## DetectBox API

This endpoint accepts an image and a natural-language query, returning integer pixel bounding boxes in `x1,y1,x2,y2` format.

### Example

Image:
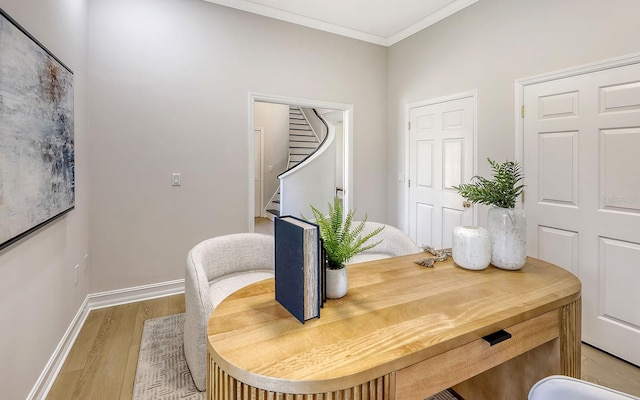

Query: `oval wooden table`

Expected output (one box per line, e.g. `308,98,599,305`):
207,255,581,400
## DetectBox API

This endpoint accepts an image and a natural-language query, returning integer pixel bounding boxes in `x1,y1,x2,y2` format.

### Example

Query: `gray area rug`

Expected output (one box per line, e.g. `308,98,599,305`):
133,313,456,400
133,313,204,400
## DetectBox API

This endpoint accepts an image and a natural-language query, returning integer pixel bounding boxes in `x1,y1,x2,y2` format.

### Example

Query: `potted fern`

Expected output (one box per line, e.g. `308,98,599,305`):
453,158,526,270
308,197,383,298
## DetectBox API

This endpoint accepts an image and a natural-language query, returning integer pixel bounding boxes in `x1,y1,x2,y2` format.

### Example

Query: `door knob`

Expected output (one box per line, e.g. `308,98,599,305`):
463,200,471,208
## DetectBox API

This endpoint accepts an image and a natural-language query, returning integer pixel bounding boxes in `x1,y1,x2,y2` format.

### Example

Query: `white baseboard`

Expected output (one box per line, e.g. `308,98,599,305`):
87,278,185,309
26,296,90,400
28,279,185,400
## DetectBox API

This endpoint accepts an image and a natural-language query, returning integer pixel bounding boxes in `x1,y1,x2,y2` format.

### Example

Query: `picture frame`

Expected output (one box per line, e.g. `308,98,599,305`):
0,7,75,250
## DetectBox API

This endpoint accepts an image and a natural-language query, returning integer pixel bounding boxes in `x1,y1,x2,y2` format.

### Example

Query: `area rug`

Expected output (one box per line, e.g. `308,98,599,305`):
133,313,204,400
133,313,457,400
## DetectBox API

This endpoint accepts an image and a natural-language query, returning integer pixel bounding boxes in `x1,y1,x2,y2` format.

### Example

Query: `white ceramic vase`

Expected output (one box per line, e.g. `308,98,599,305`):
326,267,348,299
452,226,492,270
487,207,527,270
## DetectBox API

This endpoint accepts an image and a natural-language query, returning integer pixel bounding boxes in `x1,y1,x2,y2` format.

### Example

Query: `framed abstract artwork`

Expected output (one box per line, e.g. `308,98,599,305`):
0,8,74,250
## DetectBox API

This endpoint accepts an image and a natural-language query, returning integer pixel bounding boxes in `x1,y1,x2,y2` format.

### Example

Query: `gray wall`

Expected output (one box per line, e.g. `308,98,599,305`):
87,0,388,293
387,0,640,229
0,0,89,398
7,0,640,396
254,102,289,209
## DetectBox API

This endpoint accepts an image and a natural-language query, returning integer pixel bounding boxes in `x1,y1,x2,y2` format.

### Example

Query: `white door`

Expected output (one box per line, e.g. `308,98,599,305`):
254,129,263,218
408,95,475,249
523,62,640,366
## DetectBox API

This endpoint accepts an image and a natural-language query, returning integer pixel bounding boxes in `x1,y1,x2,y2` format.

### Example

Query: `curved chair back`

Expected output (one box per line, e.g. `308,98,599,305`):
184,233,274,391
188,232,274,283
529,375,640,400
349,221,421,263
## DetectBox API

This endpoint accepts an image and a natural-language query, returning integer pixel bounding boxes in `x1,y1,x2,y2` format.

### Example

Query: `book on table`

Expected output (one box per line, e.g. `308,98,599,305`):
274,215,326,323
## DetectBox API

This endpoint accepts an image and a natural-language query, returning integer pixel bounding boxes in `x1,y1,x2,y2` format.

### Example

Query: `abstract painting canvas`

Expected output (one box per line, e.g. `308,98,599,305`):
0,8,74,250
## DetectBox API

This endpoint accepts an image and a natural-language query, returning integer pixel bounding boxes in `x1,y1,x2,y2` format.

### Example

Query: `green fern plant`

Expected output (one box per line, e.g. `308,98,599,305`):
453,158,525,209
307,197,384,270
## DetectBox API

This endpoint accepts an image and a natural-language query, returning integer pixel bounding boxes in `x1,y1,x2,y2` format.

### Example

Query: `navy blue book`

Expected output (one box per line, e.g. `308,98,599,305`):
275,216,324,323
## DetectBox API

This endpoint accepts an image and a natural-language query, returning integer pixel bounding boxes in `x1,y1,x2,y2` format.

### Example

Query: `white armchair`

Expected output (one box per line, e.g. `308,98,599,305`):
529,375,640,400
184,233,274,391
348,221,421,264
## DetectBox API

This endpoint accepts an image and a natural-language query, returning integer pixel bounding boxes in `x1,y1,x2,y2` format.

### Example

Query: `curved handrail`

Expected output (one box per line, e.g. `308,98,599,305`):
278,111,333,180
278,108,329,178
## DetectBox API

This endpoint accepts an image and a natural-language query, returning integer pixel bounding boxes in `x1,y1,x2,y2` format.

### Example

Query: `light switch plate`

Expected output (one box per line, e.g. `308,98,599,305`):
171,173,181,186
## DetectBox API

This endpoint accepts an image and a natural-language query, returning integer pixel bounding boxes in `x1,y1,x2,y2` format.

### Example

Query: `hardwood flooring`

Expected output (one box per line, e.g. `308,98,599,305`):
46,294,640,399
254,217,274,235
581,343,640,396
46,294,185,400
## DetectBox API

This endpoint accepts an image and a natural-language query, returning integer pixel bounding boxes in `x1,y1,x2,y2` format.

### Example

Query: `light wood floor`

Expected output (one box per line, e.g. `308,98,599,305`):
46,294,640,399
254,217,274,235
47,294,185,400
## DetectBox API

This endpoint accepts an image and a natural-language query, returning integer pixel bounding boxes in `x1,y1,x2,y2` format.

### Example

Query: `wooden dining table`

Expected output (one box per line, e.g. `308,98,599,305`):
206,254,581,400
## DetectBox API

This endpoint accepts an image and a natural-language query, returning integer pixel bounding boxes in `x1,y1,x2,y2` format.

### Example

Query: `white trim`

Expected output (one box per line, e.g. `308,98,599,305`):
87,279,185,309
404,90,479,233
26,297,90,400
28,279,185,399
514,51,640,167
254,127,265,218
202,0,478,47
386,0,479,46
248,93,354,228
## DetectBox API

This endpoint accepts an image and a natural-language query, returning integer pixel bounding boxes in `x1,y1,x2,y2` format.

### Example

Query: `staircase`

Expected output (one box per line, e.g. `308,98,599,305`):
266,106,322,217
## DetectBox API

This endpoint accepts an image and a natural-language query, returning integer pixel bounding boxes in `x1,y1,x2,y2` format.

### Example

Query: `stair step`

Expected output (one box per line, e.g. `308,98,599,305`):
291,153,313,159
289,135,316,141
291,147,315,153
289,131,316,138
267,209,280,217
272,200,280,204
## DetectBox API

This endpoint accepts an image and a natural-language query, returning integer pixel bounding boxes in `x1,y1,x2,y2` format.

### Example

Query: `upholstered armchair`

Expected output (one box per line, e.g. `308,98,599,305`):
184,233,275,391
348,221,421,264
529,375,640,400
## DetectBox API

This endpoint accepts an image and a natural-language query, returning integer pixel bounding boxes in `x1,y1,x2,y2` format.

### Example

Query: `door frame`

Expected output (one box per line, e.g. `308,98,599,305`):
515,51,640,166
254,127,264,217
404,90,478,234
248,92,354,232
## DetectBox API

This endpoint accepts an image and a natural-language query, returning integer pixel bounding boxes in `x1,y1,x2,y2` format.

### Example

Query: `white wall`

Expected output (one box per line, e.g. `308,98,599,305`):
387,0,640,229
87,0,388,293
0,0,89,398
254,102,289,209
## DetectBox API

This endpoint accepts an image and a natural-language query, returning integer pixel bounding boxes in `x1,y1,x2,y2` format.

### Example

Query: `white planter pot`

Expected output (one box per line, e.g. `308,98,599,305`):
326,267,348,299
487,207,527,270
452,226,492,270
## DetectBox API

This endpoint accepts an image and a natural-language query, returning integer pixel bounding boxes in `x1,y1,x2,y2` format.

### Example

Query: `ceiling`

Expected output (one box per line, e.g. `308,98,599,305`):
203,0,479,46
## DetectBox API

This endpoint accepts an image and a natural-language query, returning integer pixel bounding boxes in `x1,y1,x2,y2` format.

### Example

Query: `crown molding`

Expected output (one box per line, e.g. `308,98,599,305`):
203,0,479,47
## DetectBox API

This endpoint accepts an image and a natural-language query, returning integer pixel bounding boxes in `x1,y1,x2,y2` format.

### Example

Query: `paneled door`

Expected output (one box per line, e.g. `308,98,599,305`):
408,95,475,249
523,62,640,366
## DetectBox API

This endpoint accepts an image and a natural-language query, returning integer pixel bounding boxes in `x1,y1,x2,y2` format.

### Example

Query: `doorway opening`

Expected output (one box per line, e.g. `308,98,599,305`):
248,93,353,233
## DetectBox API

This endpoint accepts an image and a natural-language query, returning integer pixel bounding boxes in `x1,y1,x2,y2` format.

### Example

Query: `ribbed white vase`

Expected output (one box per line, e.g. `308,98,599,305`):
326,267,348,299
452,226,492,270
487,207,527,270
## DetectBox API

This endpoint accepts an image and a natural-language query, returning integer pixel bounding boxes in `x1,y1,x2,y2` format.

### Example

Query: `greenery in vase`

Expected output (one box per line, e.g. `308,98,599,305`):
307,197,384,270
453,158,525,209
